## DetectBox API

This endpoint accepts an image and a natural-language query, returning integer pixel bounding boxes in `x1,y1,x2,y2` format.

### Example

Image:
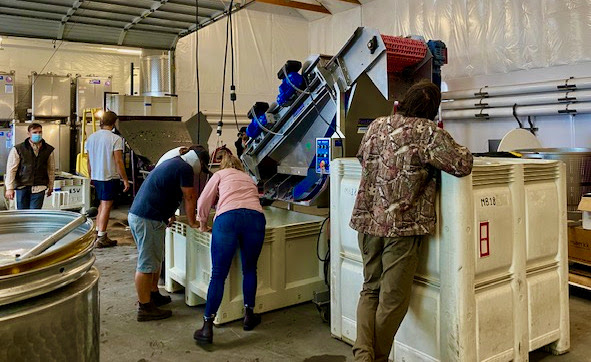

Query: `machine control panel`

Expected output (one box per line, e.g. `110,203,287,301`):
316,137,331,174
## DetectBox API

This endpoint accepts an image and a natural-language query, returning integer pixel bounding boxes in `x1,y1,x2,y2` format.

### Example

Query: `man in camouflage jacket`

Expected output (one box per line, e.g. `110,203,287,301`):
350,80,473,362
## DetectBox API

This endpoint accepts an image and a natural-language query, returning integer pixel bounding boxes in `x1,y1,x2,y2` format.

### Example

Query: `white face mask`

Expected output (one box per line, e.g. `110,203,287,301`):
180,150,201,174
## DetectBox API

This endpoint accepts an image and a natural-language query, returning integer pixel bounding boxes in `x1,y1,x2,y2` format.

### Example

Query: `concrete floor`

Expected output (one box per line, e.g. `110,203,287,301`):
96,209,591,362
95,246,352,362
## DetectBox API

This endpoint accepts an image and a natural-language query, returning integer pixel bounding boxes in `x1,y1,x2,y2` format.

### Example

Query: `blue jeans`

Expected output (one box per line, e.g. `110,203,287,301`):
204,209,266,317
15,187,45,209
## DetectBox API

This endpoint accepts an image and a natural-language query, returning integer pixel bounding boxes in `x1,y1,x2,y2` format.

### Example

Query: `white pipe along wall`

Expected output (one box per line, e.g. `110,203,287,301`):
442,76,591,119
442,90,591,110
443,77,591,100
443,63,591,152
443,103,591,120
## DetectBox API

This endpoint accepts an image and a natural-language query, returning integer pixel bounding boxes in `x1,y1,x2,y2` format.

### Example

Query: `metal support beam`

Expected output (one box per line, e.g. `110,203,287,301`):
255,0,330,14
0,2,65,16
164,0,226,12
180,0,253,36
118,0,172,46
58,0,82,40
333,0,360,4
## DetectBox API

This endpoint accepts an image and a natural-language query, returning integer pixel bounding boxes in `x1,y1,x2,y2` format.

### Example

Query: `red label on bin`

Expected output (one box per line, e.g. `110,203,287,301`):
479,221,490,258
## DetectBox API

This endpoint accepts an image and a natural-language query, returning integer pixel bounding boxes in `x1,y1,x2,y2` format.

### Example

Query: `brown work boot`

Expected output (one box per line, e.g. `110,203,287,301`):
243,306,261,331
137,301,172,322
193,316,214,344
151,291,172,307
95,234,117,248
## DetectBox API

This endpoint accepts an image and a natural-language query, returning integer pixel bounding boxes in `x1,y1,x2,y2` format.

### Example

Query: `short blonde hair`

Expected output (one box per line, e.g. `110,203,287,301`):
220,151,244,171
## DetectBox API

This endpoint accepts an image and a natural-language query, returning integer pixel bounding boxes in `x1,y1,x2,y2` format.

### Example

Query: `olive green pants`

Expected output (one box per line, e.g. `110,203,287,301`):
353,233,422,362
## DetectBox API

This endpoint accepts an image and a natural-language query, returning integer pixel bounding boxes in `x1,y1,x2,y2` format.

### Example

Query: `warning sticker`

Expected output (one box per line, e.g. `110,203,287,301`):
479,221,490,258
5,84,13,94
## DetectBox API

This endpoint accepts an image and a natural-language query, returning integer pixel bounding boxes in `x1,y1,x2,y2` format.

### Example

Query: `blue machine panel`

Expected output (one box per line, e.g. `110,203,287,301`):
316,137,331,174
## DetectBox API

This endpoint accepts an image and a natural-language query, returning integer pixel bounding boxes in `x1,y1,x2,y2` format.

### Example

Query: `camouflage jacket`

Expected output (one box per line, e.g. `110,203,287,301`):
350,114,473,237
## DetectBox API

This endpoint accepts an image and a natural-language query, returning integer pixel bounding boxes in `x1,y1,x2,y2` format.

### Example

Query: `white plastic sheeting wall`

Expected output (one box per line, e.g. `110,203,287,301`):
0,37,140,121
310,0,591,79
309,0,591,152
175,8,310,152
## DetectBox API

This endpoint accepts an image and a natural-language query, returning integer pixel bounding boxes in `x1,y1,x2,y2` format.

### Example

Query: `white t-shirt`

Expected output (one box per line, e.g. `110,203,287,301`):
156,147,202,174
85,129,124,181
156,147,183,167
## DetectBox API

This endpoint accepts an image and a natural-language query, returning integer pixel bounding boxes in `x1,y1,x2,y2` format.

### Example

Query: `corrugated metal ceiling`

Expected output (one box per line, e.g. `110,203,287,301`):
0,0,248,50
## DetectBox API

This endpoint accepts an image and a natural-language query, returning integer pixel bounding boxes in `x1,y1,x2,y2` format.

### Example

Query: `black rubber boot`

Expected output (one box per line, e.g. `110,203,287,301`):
151,291,172,307
193,316,214,344
243,306,261,331
137,301,172,322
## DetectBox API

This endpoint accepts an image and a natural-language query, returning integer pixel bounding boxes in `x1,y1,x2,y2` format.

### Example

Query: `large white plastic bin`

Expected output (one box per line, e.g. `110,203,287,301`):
164,222,189,293
483,157,570,353
5,172,90,212
330,157,569,362
165,206,328,325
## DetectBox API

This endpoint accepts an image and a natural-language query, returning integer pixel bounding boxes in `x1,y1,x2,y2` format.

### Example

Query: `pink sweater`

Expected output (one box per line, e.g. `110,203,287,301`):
197,168,263,223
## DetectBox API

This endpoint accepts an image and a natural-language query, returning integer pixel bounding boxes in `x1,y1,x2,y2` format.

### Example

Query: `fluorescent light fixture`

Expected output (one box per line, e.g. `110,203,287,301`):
99,47,142,55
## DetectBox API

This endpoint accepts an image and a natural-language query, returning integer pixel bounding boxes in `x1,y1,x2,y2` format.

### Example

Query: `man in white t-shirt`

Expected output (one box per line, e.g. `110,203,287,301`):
86,111,130,248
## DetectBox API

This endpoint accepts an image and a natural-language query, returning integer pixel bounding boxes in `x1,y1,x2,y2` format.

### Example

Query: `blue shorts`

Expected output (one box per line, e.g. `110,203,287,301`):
93,180,118,201
128,213,166,273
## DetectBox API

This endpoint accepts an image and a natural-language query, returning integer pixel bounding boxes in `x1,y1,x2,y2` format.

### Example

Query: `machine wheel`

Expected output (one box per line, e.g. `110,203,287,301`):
317,304,330,323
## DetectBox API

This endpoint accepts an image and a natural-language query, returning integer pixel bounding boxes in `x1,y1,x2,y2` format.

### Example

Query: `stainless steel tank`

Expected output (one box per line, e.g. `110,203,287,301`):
140,53,173,96
30,73,72,120
0,268,99,361
0,210,98,361
0,71,16,121
518,148,591,212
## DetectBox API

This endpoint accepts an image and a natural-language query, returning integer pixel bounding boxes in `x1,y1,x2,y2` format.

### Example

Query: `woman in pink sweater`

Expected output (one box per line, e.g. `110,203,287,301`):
193,151,266,344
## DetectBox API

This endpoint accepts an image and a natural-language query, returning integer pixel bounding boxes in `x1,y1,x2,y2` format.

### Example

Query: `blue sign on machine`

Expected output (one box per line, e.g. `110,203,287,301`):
315,138,331,174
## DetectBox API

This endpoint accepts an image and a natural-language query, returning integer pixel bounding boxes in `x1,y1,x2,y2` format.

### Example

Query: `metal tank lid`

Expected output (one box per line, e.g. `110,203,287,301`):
0,210,94,276
517,148,591,155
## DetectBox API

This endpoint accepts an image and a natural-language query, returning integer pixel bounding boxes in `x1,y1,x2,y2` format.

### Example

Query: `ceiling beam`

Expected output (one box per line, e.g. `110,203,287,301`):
118,0,172,45
68,12,186,30
332,0,360,4
0,10,58,23
255,0,330,14
179,0,253,37
58,0,82,40
16,0,69,6
0,11,178,37
79,3,143,17
165,0,226,12
7,0,70,11
0,2,65,15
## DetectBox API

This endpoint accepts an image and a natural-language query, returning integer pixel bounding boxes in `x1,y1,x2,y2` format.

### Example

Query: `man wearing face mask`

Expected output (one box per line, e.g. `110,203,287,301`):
128,148,201,321
85,110,130,248
4,123,55,209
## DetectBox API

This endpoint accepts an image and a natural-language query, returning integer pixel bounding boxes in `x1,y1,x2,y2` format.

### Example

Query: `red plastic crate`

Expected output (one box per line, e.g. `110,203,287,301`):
381,35,427,73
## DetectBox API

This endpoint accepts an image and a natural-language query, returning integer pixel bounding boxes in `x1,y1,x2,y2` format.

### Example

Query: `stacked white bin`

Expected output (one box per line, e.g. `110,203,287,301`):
5,172,91,212
330,157,569,361
165,206,328,325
